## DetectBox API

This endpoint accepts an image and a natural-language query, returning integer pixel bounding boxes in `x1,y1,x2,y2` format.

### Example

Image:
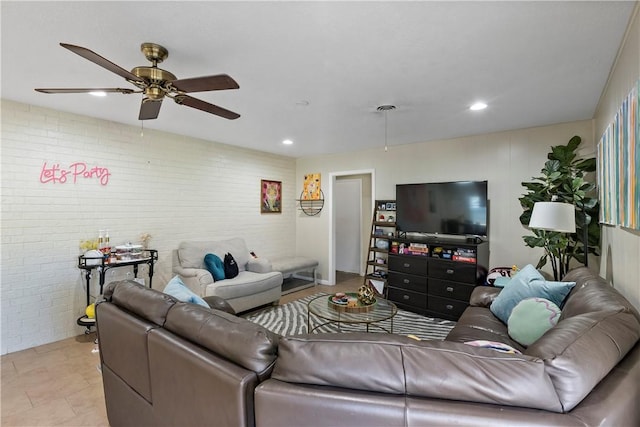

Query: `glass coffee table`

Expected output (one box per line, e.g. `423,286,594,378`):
307,294,398,334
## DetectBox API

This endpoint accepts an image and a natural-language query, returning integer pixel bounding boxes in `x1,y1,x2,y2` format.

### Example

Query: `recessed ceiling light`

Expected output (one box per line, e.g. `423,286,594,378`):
470,102,488,111
89,91,107,97
282,139,293,145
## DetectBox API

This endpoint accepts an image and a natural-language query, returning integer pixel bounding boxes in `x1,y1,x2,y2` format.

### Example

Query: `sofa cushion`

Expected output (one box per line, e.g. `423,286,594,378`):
560,267,640,322
163,276,209,308
103,279,176,326
525,310,640,411
204,253,226,281
508,297,561,346
445,306,525,353
205,271,282,300
273,333,562,412
164,302,278,380
178,238,249,272
490,264,575,324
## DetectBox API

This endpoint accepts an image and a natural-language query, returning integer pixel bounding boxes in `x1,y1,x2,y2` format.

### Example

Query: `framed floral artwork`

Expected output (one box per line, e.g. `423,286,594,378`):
261,179,282,213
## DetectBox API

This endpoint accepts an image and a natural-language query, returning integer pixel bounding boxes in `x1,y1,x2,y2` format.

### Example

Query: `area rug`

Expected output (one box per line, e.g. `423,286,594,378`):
244,293,456,340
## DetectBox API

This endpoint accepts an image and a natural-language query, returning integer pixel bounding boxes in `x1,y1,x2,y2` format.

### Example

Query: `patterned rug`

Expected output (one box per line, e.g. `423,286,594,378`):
244,293,456,340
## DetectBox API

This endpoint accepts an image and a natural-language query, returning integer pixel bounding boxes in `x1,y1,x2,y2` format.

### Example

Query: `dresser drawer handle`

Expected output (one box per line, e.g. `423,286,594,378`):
446,304,454,310
446,286,454,292
403,263,411,268
403,295,410,300
403,279,410,284
446,269,454,275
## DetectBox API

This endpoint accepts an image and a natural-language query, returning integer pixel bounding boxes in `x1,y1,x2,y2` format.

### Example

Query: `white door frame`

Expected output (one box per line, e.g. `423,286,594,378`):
328,169,375,285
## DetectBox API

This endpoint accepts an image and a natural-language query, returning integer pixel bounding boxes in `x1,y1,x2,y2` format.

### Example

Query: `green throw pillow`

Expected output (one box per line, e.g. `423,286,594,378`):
204,253,226,281
508,297,561,346
489,264,575,324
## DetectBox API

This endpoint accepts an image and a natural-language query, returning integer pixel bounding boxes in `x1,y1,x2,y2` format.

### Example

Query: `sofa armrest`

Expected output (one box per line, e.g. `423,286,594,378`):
203,296,236,315
469,286,501,307
173,267,213,296
247,258,273,274
172,264,199,278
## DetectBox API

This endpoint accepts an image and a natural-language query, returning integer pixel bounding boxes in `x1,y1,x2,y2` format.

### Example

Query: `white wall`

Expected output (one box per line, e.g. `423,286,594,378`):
296,120,595,284
1,100,296,354
593,3,640,310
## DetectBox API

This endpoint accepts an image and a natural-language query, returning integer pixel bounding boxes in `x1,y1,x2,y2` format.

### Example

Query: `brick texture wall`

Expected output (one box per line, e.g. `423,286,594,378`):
1,100,296,354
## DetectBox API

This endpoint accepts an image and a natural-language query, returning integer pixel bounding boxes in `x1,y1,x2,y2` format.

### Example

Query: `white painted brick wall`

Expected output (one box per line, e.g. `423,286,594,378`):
1,100,296,354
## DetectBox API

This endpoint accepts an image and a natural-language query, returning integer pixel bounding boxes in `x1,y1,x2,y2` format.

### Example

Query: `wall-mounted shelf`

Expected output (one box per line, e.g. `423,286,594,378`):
297,190,324,216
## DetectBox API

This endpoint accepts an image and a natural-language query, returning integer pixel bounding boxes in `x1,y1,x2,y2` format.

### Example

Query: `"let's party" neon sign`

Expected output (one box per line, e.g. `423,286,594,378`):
40,162,111,186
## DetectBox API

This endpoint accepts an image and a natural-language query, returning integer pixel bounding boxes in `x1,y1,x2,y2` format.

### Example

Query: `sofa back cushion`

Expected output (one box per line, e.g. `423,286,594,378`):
178,238,249,272
164,302,278,380
103,279,176,326
524,267,640,411
560,267,640,321
526,310,639,411
273,333,563,412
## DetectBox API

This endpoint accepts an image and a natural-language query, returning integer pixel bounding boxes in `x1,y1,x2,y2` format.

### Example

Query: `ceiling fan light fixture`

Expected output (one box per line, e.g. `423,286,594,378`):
89,91,107,97
282,139,294,145
470,102,488,111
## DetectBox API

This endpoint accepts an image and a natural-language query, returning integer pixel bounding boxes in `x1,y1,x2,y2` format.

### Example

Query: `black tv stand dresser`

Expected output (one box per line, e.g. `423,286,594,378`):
386,236,489,321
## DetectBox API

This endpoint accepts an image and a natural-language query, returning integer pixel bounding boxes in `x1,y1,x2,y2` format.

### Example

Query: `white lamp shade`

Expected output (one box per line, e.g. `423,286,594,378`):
529,202,576,233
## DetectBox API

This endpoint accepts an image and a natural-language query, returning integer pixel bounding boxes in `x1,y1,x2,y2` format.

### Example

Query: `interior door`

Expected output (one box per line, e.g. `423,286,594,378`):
335,179,361,274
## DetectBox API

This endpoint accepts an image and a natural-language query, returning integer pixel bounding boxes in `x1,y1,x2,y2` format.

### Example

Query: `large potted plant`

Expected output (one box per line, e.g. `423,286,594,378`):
519,136,600,280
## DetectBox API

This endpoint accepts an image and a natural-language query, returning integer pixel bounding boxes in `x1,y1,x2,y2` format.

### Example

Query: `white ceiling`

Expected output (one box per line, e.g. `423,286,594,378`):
1,1,635,158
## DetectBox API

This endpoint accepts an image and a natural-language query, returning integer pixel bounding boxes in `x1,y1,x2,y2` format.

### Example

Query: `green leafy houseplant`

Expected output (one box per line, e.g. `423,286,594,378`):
519,136,600,280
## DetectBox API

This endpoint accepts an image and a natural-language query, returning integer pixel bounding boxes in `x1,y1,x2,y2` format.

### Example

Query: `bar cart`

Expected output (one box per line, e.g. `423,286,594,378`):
76,249,158,333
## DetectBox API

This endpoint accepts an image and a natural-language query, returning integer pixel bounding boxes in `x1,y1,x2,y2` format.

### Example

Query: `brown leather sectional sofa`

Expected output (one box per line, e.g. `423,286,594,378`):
96,267,639,426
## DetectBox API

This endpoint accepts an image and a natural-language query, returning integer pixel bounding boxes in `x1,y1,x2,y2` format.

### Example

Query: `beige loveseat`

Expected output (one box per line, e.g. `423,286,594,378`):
172,238,282,313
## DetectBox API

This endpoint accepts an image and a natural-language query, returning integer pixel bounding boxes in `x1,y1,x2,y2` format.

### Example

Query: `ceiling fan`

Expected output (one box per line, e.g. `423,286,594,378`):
35,42,240,120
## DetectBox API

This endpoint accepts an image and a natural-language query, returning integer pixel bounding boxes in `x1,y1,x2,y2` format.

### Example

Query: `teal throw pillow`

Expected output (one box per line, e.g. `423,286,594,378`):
163,275,209,308
493,276,511,288
508,297,561,346
489,264,575,324
204,253,226,281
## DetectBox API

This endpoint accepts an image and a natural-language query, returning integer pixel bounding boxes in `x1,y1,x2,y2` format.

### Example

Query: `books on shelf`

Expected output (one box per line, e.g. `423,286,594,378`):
391,242,478,263
452,255,477,263
453,248,476,263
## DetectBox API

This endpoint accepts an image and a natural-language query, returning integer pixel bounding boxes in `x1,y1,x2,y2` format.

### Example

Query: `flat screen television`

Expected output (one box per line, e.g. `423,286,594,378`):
395,181,488,237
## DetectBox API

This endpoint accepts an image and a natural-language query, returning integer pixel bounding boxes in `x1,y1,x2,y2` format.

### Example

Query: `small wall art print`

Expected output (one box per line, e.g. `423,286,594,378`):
302,173,321,200
261,179,282,213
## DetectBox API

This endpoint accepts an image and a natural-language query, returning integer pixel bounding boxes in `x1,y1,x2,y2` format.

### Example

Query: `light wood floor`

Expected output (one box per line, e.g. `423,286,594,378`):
0,273,362,426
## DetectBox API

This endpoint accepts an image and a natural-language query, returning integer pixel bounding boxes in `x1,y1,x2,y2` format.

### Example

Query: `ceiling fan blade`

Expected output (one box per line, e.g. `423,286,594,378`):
35,88,134,94
171,74,239,93
139,98,163,120
60,43,145,83
174,95,240,120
